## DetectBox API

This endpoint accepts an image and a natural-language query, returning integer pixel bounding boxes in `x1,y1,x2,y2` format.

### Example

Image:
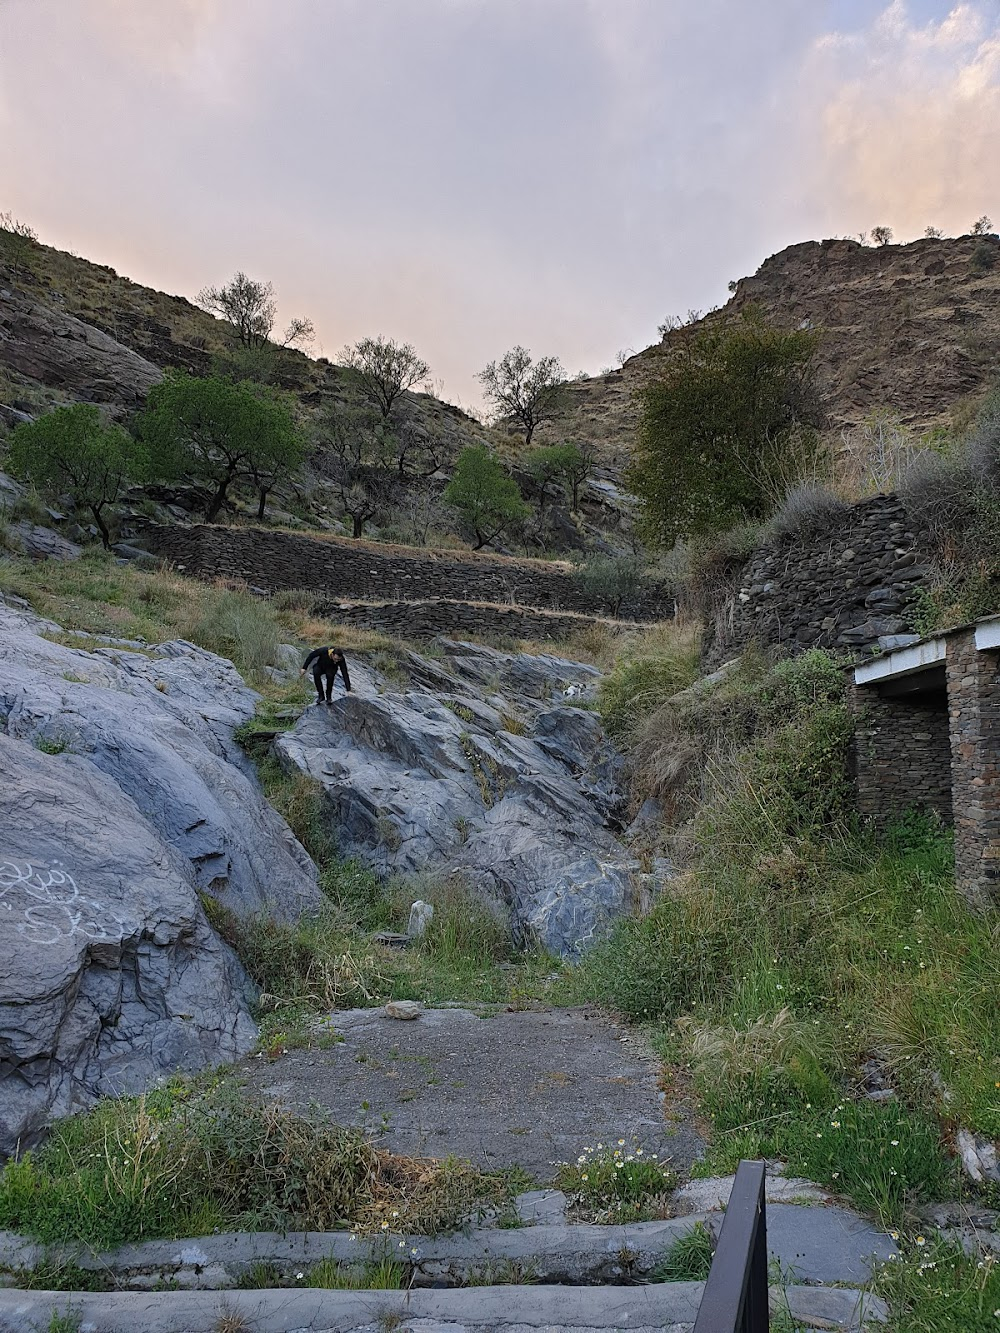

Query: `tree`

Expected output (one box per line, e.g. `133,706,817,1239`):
571,554,645,617
444,446,529,550
924,226,944,238
478,346,567,446
523,442,594,512
628,307,823,546
137,373,303,522
341,336,430,421
320,403,394,538
871,225,893,246
971,215,995,236
6,404,147,548
197,272,314,350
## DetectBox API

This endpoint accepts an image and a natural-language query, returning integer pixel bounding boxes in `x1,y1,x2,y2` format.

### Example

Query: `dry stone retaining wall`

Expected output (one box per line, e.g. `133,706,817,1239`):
705,495,935,665
143,525,672,622
321,599,651,642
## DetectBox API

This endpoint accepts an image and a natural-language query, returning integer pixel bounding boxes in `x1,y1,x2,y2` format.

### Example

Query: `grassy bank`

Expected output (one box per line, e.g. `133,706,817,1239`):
567,640,1000,1227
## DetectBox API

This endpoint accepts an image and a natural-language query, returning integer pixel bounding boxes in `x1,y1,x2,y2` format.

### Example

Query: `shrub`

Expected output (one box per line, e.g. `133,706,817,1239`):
766,481,848,543
0,1082,508,1247
970,241,997,274
571,554,647,617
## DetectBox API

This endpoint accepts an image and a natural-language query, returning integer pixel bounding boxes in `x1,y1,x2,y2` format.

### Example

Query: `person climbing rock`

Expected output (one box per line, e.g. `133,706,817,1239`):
300,645,352,705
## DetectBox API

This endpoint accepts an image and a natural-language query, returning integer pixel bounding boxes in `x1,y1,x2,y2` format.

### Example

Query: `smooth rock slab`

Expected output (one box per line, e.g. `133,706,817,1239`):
766,1202,897,1285
242,1006,704,1182
275,640,657,956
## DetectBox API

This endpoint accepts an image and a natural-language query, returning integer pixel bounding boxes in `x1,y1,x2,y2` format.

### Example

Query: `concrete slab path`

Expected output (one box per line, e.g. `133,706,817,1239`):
242,1006,704,1182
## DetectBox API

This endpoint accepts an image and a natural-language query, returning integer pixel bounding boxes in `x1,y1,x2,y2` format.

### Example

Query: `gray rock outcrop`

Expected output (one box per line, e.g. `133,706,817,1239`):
0,596,321,1154
277,639,660,955
0,286,163,406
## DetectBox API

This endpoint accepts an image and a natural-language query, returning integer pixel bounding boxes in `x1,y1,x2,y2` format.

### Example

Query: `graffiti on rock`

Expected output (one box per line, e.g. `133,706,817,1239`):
0,860,127,945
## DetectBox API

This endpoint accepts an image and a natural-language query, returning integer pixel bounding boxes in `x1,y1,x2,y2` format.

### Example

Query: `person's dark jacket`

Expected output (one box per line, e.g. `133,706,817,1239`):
302,646,352,691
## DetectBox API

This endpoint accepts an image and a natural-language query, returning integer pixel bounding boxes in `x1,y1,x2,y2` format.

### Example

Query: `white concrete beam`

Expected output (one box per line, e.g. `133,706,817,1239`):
974,619,1000,651
854,638,946,686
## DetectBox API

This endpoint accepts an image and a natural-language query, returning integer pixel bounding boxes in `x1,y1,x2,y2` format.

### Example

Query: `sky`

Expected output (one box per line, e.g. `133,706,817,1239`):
1,0,999,410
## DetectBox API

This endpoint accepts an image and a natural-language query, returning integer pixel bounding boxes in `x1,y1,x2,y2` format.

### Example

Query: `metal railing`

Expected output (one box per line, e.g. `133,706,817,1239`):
692,1159,769,1333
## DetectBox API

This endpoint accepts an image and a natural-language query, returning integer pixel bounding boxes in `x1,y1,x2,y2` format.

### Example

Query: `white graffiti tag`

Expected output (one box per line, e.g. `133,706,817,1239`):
0,861,127,945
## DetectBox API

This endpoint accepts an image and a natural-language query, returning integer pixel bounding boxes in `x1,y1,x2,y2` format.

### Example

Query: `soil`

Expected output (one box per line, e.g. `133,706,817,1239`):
242,1005,704,1184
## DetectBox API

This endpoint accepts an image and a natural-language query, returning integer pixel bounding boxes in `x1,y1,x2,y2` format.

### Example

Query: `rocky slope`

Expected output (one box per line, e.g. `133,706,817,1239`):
0,595,320,1154
537,233,1000,458
276,639,665,955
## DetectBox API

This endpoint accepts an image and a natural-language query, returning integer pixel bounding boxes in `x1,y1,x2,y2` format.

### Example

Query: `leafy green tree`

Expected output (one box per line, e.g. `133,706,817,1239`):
628,307,822,546
478,347,566,446
6,404,147,548
342,336,430,421
524,441,594,512
444,446,529,550
137,373,303,523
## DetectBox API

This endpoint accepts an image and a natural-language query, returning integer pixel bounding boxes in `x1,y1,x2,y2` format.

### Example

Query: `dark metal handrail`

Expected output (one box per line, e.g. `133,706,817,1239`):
692,1159,769,1333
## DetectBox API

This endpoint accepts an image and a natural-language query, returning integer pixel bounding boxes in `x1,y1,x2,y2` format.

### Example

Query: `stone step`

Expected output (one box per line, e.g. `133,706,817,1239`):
0,1281,889,1332
0,1202,897,1293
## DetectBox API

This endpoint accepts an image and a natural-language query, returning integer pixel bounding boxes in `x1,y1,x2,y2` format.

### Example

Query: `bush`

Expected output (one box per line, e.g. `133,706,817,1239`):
766,481,848,543
0,1081,508,1247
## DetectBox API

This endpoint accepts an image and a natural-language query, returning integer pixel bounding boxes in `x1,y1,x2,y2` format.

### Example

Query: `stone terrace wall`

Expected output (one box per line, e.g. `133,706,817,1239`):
850,688,952,826
143,525,673,621
320,598,650,643
705,495,935,666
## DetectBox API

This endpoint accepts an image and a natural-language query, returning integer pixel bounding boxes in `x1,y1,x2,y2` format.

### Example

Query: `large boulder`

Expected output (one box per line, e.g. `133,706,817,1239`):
0,739,257,1155
277,640,660,955
0,596,322,1154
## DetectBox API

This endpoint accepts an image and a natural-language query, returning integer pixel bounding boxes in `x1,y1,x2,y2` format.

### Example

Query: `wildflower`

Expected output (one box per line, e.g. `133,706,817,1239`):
635,1148,643,1156
381,1221,390,1231
889,1231,899,1241
296,1272,304,1280
816,1132,823,1138
398,1242,406,1249
916,1236,926,1246
581,1173,589,1181
411,1248,418,1257
618,1139,625,1146
831,1121,841,1129
890,1140,899,1147
832,1172,840,1179
391,1210,400,1219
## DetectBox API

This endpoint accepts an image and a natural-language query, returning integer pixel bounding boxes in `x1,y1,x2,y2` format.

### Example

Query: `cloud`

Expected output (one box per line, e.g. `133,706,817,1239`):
801,2,1000,237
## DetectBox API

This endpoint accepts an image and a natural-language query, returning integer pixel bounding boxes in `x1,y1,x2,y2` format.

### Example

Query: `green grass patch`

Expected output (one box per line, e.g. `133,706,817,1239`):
875,1236,1000,1332
555,1140,675,1224
649,1221,714,1282
0,1079,512,1249
567,647,1000,1222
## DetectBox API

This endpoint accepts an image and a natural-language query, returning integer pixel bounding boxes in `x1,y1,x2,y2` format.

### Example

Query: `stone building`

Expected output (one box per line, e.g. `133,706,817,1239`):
849,617,1000,908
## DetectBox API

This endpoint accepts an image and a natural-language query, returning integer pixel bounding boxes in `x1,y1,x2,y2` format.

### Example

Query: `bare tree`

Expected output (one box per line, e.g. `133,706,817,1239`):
0,211,38,277
197,272,314,350
342,336,430,420
477,346,567,447
971,215,995,236
871,225,893,246
321,404,393,538
924,225,944,238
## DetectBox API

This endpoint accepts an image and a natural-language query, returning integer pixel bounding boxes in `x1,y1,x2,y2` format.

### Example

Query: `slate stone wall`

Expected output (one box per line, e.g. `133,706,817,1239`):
850,687,952,826
945,633,1000,909
143,525,672,622
320,599,627,642
705,495,935,666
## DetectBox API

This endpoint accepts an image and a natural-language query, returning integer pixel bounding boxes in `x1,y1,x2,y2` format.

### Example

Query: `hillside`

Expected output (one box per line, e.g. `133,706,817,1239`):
537,233,1000,457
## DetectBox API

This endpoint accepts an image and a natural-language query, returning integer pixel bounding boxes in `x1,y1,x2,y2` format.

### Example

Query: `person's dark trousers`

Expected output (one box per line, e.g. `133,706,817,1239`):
314,666,337,702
